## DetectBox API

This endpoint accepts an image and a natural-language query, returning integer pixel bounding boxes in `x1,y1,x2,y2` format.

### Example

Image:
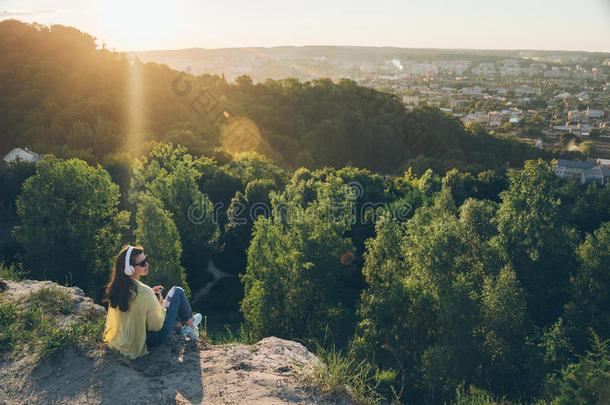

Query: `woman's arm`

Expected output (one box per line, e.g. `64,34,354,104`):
145,289,166,332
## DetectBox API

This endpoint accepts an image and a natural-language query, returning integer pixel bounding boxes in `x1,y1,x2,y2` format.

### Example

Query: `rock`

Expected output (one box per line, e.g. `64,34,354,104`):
1,279,106,316
0,280,354,404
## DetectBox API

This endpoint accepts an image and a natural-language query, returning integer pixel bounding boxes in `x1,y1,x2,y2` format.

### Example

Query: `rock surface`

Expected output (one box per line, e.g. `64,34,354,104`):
0,280,353,405
2,279,106,313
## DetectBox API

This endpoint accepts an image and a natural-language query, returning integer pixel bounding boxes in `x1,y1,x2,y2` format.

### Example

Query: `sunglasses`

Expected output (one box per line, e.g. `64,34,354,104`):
134,257,148,267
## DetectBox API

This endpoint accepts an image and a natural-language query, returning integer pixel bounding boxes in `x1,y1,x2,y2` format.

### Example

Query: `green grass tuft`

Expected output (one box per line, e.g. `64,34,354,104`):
28,287,74,315
38,311,105,359
0,287,105,360
0,262,24,282
303,340,391,405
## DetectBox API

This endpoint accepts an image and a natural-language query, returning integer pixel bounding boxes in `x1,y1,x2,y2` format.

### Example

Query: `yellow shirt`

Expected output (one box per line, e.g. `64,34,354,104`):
103,278,166,359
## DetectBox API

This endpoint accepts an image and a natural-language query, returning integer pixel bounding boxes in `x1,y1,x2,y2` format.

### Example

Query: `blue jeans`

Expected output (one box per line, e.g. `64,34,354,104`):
146,286,193,347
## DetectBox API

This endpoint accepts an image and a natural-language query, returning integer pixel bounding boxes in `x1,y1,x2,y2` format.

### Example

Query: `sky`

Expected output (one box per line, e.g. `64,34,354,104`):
1,0,609,52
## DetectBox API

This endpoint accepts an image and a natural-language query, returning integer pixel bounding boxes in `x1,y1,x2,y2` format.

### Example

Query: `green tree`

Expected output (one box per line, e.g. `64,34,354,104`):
579,141,596,158
132,143,219,289
547,334,610,405
134,193,190,297
442,168,476,207
477,266,530,395
416,169,442,199
14,156,128,300
494,159,579,326
222,178,279,274
560,222,610,354
241,177,358,344
465,121,486,136
588,128,600,140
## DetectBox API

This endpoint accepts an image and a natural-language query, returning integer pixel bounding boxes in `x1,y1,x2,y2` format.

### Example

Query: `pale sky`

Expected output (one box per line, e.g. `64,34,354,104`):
1,0,609,52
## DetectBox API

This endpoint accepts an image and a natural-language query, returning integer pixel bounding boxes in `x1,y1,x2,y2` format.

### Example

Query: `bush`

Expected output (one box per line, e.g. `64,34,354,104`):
0,262,24,281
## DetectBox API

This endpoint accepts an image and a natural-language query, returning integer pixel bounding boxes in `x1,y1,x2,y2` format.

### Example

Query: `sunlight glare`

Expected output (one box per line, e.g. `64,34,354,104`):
96,0,182,50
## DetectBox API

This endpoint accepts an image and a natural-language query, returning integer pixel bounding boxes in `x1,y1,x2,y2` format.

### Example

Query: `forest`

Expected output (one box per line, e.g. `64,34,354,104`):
1,20,609,404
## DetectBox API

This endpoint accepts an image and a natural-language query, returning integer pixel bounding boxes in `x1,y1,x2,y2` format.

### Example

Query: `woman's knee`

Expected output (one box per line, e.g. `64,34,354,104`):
167,286,185,298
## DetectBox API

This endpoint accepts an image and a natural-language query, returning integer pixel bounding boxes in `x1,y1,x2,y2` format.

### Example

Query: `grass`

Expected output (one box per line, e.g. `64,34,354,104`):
0,286,105,360
28,286,74,315
206,322,251,345
0,262,24,282
302,338,396,405
39,310,105,359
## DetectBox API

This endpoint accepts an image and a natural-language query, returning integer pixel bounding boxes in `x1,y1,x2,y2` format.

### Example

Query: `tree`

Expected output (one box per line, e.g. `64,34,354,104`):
494,159,579,326
588,128,601,140
465,122,486,136
561,222,610,353
241,177,358,344
416,169,442,199
132,143,219,290
222,178,279,274
546,334,610,405
14,156,128,300
135,192,190,297
478,266,529,395
579,141,596,158
442,168,476,207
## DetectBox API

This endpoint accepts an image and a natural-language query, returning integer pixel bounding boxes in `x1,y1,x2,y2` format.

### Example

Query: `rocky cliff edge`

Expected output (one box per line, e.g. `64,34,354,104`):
0,279,354,405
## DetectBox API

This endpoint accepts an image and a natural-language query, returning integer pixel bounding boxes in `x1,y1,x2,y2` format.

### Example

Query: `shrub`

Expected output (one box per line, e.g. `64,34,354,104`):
0,262,24,281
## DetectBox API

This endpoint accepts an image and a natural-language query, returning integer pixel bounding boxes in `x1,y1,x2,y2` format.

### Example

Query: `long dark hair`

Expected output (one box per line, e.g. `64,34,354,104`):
105,246,143,312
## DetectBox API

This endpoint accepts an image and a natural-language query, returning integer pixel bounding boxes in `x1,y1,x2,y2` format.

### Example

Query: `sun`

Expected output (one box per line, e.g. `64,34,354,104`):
95,0,182,50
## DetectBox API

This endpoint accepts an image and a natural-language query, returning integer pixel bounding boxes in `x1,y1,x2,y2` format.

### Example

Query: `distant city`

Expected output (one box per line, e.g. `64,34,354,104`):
132,46,610,157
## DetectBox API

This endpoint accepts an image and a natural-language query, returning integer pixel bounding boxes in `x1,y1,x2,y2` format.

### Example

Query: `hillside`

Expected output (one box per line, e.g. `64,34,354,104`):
0,19,578,175
0,279,352,405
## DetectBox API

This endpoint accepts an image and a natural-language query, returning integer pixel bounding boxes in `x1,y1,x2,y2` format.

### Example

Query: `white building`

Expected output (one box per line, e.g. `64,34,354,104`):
462,112,488,125
596,158,610,167
3,148,42,165
488,111,503,127
587,109,604,120
402,95,419,106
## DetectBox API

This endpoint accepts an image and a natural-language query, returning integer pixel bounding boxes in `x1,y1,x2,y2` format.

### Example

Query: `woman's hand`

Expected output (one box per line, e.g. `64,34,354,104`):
152,285,164,304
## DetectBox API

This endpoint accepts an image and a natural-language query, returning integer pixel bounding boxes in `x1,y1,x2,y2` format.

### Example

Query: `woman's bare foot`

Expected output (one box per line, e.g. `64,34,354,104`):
185,317,194,328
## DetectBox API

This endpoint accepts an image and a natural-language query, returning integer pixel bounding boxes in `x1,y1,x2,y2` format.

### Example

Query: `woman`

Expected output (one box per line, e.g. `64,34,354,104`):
103,245,201,359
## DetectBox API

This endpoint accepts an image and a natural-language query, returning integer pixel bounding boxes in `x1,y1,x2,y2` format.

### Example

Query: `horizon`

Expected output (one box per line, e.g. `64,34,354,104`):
129,44,610,55
2,0,610,53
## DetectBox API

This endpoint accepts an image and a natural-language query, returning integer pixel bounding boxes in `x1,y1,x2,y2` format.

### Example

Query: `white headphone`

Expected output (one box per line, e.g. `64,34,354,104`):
124,246,135,276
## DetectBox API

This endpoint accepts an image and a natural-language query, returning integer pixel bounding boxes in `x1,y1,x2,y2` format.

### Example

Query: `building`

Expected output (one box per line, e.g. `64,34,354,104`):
462,112,488,125
581,165,610,185
554,92,572,99
554,159,610,185
587,108,604,120
402,95,419,106
596,158,610,167
554,159,596,181
568,110,587,123
488,111,503,127
2,147,42,165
